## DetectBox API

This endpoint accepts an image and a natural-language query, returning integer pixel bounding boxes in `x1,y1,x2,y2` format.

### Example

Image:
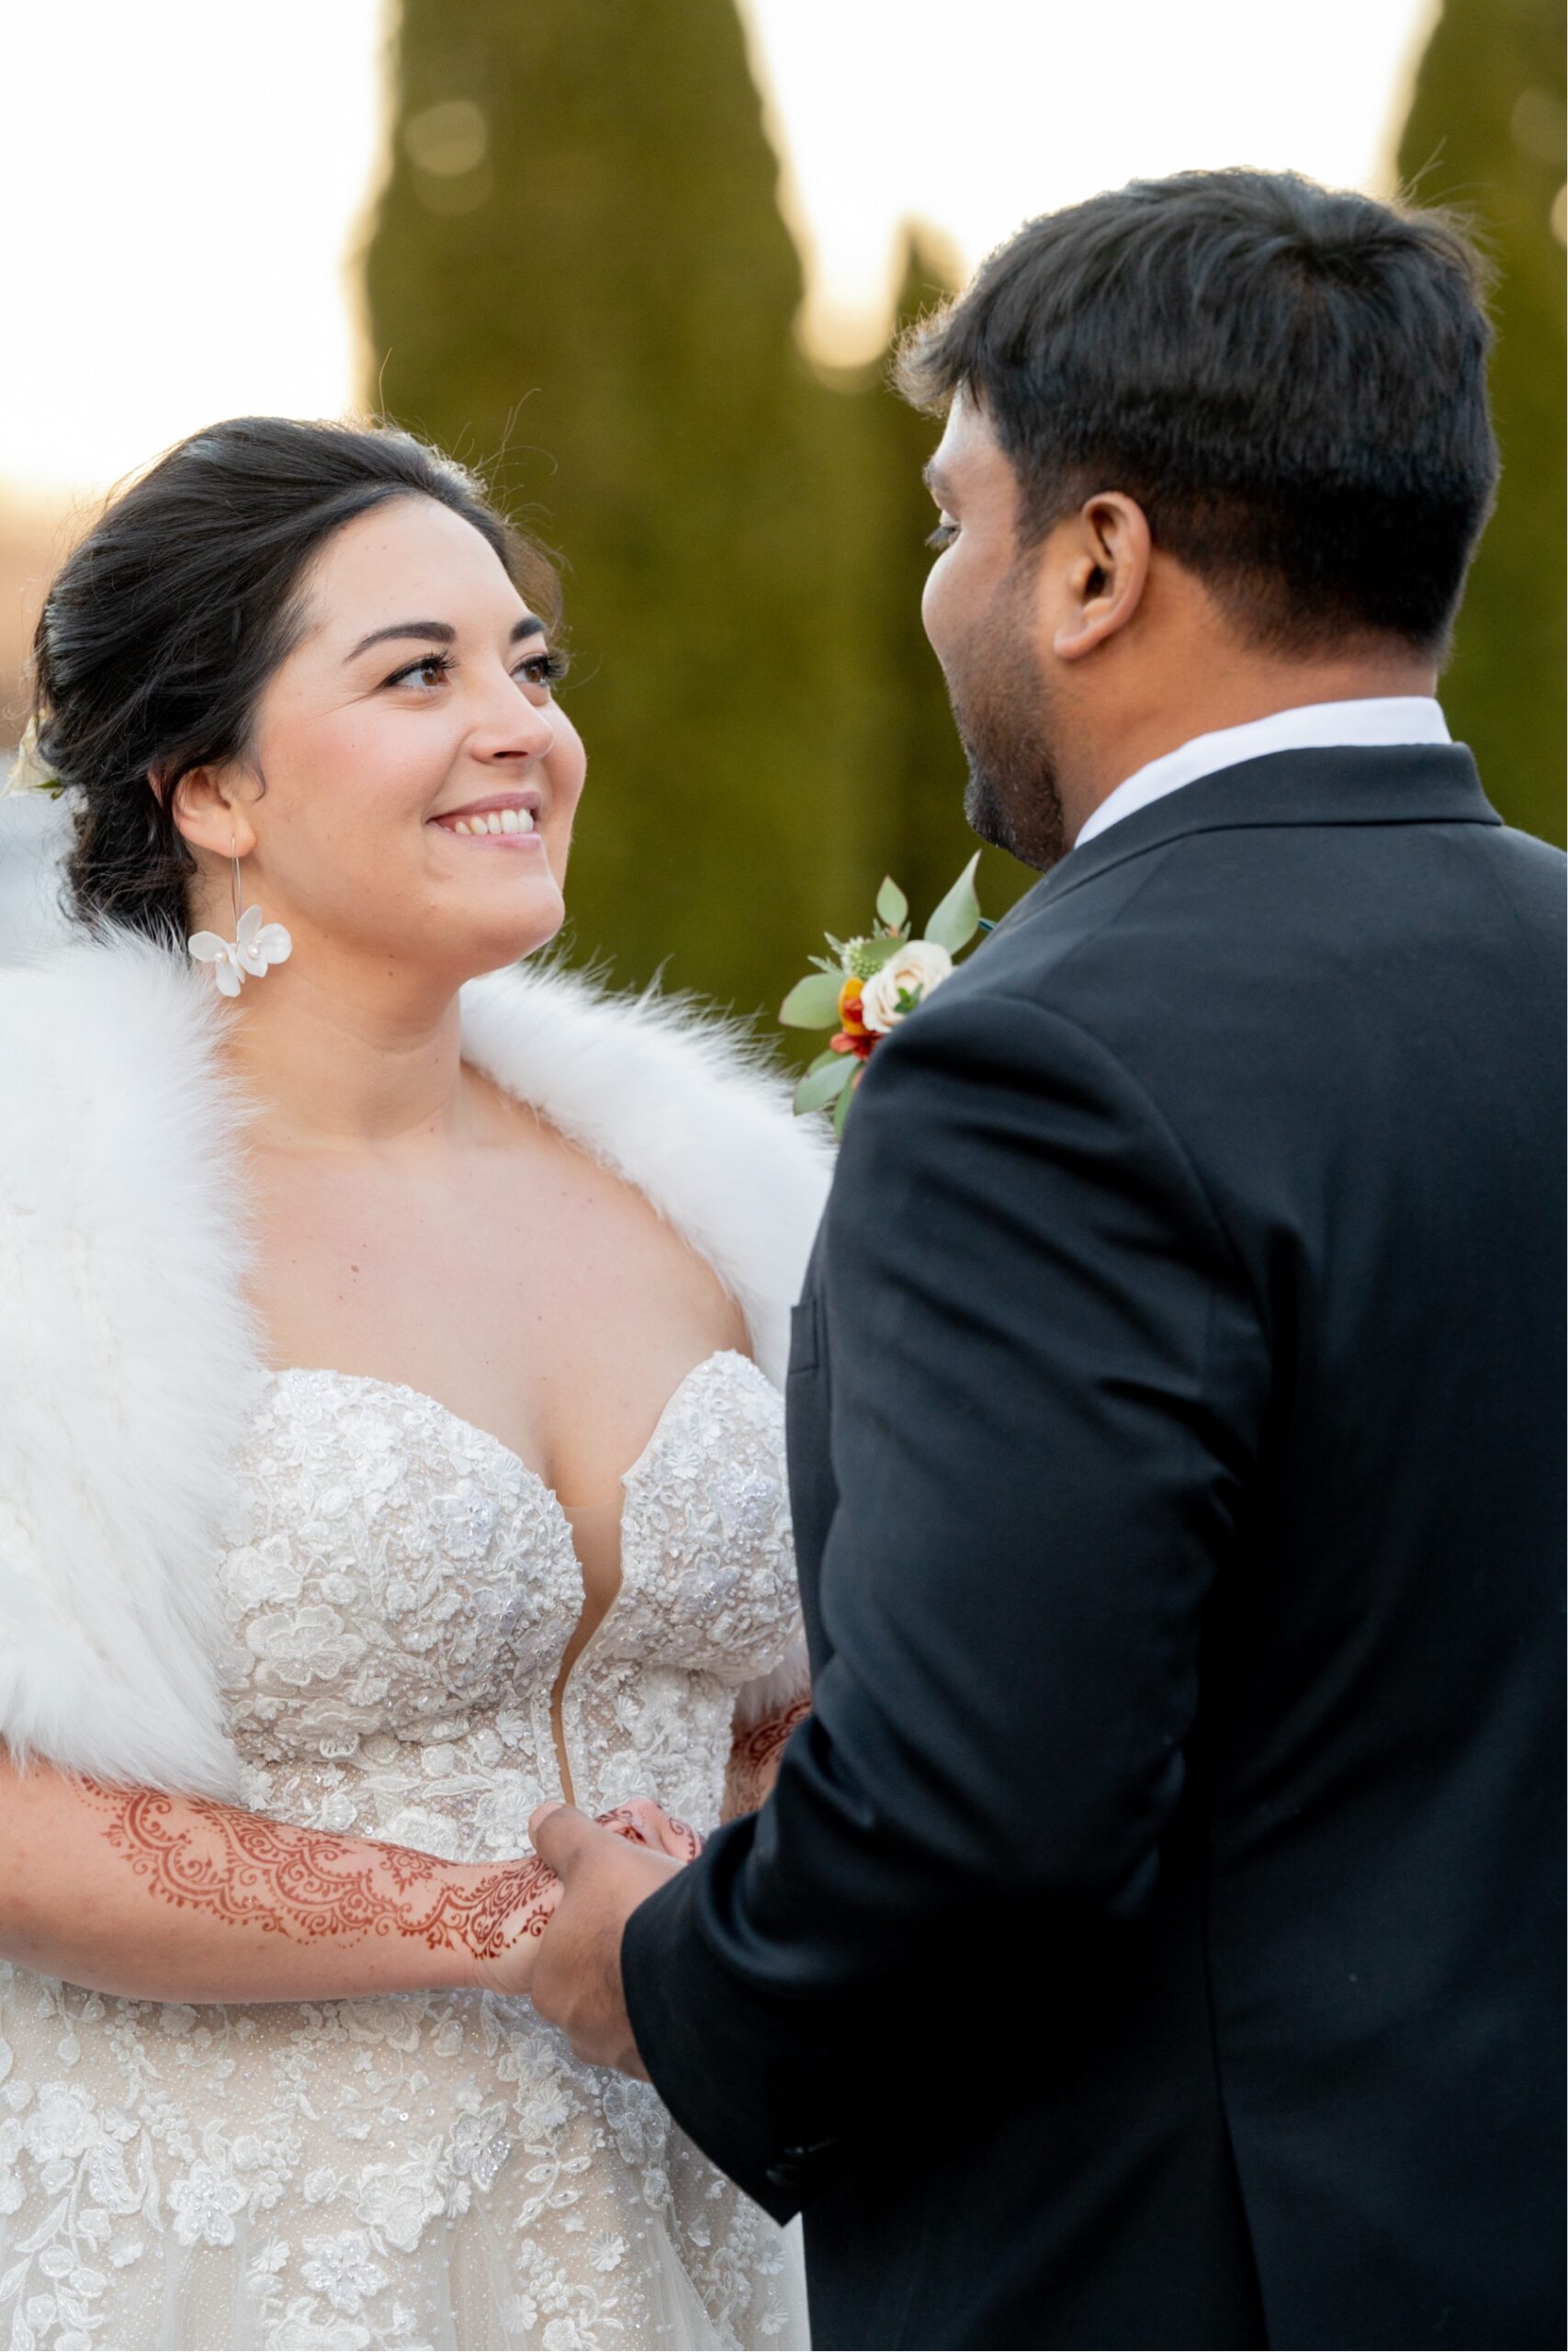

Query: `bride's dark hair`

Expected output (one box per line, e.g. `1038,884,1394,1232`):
30,416,560,944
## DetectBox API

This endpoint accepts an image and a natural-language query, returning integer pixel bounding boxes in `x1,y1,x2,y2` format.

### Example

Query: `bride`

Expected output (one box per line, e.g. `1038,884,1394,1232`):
0,416,829,2350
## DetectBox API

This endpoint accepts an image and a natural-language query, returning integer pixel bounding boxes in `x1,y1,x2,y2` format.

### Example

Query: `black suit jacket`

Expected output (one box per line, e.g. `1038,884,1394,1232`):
622,745,1566,2351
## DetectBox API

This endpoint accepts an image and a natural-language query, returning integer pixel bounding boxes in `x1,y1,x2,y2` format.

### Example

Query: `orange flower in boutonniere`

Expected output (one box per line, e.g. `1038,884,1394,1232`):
832,978,875,1059
779,857,989,1134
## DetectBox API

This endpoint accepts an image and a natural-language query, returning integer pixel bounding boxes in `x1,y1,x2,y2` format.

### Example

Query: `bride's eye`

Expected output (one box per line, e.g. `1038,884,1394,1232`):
384,651,454,691
515,647,570,692
925,519,959,552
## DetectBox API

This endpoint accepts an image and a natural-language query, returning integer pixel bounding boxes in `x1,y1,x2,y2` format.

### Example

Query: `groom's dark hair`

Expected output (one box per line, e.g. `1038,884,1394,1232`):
897,169,1497,656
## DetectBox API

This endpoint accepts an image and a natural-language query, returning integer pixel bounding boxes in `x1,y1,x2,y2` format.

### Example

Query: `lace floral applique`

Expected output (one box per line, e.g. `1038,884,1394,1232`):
0,1357,807,2350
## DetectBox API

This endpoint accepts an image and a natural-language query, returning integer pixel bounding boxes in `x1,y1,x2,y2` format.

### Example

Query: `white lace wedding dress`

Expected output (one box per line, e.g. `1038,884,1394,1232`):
0,1350,810,2351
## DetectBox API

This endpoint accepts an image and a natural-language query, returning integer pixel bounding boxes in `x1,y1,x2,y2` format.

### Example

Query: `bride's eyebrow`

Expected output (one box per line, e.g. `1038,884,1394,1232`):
346,619,454,662
345,615,546,663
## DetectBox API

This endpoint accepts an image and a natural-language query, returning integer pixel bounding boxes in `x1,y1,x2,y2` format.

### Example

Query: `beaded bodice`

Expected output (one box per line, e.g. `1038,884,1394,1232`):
0,1347,808,2348
218,1349,803,1851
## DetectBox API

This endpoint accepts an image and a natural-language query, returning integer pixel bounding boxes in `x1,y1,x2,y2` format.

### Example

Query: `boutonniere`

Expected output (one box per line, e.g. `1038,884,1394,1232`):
779,854,987,1132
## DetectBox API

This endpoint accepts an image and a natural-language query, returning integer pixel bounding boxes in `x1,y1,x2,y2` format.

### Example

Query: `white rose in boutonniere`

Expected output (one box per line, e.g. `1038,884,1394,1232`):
778,854,988,1134
858,938,954,1033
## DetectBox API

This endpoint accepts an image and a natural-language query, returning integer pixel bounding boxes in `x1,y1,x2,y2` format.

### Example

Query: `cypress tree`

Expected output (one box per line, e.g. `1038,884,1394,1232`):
1398,0,1566,842
363,3,1032,1020
365,0,879,1011
840,230,1033,944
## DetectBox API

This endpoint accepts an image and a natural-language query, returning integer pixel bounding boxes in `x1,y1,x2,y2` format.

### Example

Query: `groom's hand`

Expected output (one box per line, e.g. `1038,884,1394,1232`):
528,1800,697,2075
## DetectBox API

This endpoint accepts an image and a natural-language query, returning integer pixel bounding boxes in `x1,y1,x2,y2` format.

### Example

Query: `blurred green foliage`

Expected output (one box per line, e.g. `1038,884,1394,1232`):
1398,0,1566,843
364,0,1029,1023
365,0,1565,1029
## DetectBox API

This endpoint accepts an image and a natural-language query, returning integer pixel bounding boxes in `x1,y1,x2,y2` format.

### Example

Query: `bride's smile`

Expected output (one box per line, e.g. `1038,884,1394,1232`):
173,492,587,992
0,415,825,2351
430,790,543,839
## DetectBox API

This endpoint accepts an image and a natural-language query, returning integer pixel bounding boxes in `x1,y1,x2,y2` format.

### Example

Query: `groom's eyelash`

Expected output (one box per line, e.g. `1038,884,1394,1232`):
925,521,958,550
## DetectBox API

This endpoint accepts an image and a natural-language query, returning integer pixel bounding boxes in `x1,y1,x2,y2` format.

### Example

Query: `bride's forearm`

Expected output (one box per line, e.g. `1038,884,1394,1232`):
0,1747,548,2004
722,1697,812,1821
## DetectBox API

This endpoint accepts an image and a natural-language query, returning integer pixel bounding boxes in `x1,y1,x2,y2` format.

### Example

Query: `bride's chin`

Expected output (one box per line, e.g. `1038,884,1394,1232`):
456,888,567,971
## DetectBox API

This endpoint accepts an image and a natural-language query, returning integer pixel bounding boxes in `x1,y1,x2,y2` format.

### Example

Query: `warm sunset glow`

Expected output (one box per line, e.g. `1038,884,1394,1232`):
1,0,1438,496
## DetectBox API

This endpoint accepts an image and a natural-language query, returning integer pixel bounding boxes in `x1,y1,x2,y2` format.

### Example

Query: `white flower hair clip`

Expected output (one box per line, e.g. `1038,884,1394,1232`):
0,718,64,802
188,847,292,997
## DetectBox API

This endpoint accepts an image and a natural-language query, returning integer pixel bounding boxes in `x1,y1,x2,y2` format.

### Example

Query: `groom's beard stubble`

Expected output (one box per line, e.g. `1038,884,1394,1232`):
946,584,1067,873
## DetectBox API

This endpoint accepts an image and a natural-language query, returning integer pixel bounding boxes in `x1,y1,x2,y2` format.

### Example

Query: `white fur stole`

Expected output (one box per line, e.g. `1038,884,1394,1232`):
0,933,830,1795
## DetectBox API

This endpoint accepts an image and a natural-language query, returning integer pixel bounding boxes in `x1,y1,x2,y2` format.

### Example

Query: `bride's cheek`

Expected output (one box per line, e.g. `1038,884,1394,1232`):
544,820,574,888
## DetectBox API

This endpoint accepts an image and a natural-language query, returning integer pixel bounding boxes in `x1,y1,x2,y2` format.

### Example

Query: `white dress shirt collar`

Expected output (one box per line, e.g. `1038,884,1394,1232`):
1073,696,1451,852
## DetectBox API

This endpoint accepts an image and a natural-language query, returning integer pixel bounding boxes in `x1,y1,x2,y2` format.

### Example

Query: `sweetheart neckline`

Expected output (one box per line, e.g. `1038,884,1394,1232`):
258,1347,777,1805
261,1346,768,1526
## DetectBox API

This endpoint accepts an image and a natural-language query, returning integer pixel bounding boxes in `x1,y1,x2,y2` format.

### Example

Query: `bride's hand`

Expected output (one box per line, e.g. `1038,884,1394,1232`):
598,1797,705,1864
468,1803,702,1998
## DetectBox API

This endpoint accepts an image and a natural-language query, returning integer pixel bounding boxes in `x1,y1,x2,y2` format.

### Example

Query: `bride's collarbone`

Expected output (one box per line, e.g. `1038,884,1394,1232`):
244,1133,749,1501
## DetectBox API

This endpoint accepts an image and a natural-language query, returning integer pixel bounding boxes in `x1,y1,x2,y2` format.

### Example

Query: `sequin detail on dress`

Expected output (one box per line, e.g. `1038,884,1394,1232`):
0,1353,807,2349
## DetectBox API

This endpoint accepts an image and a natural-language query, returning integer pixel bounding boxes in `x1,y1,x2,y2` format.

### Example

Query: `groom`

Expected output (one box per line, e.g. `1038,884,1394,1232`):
529,170,1565,2348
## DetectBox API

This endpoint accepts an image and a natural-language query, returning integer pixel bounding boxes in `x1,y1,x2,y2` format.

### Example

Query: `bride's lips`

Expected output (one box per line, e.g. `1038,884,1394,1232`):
428,787,546,849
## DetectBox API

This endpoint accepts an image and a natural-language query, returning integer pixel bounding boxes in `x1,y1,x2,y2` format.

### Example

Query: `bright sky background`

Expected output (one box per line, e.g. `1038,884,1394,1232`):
3,0,1438,500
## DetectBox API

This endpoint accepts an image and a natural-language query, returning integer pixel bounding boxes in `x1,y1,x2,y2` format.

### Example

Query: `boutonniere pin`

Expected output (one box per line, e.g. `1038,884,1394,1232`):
779,853,987,1133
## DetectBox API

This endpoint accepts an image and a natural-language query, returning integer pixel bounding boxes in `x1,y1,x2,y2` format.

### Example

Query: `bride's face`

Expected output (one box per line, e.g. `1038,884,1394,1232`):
182,495,585,980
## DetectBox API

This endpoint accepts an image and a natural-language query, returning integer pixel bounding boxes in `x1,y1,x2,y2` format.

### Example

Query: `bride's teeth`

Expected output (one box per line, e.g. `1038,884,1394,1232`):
442,807,537,835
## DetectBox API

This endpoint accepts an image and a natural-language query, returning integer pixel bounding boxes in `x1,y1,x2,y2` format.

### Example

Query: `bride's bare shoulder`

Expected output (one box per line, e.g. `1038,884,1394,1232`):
457,959,832,1387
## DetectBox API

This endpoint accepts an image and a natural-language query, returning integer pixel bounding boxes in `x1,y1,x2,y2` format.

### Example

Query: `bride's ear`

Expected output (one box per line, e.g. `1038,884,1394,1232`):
167,765,259,860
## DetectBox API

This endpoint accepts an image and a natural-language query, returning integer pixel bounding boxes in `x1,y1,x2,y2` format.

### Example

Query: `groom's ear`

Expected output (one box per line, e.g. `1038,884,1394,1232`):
1049,492,1153,663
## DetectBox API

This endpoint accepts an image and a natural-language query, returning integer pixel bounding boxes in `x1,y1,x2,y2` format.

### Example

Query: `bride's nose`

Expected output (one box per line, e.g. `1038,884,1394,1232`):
471,673,558,764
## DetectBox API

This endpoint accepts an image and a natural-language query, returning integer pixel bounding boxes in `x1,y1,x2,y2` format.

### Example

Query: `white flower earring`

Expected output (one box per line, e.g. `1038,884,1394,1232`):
188,838,292,998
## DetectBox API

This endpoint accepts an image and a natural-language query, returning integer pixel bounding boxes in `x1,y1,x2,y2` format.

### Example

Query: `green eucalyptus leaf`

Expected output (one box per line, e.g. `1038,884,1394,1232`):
875,876,909,931
924,852,982,955
806,1046,840,1075
780,971,846,1028
795,1055,855,1114
833,1071,858,1136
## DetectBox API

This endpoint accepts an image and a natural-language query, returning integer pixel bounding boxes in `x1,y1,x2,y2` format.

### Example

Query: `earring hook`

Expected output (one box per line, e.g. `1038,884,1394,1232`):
187,829,293,997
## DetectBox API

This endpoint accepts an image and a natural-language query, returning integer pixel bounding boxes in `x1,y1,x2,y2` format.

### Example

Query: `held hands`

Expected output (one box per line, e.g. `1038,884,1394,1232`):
469,1800,701,2006
524,1798,705,2075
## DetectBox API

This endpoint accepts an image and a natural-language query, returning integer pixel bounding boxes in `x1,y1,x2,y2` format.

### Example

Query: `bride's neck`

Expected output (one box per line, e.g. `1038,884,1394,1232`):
219,951,475,1154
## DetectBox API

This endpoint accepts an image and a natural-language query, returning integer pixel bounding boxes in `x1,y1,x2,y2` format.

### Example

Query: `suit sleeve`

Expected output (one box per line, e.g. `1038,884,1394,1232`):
621,986,1268,2216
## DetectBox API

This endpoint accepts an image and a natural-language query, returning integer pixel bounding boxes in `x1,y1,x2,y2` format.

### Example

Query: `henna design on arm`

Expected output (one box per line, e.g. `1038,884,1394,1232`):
82,1783,558,1963
723,1695,811,1821
599,1801,705,1861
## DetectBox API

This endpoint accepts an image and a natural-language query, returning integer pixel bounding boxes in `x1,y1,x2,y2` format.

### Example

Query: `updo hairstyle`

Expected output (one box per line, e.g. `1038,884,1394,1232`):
29,416,559,943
